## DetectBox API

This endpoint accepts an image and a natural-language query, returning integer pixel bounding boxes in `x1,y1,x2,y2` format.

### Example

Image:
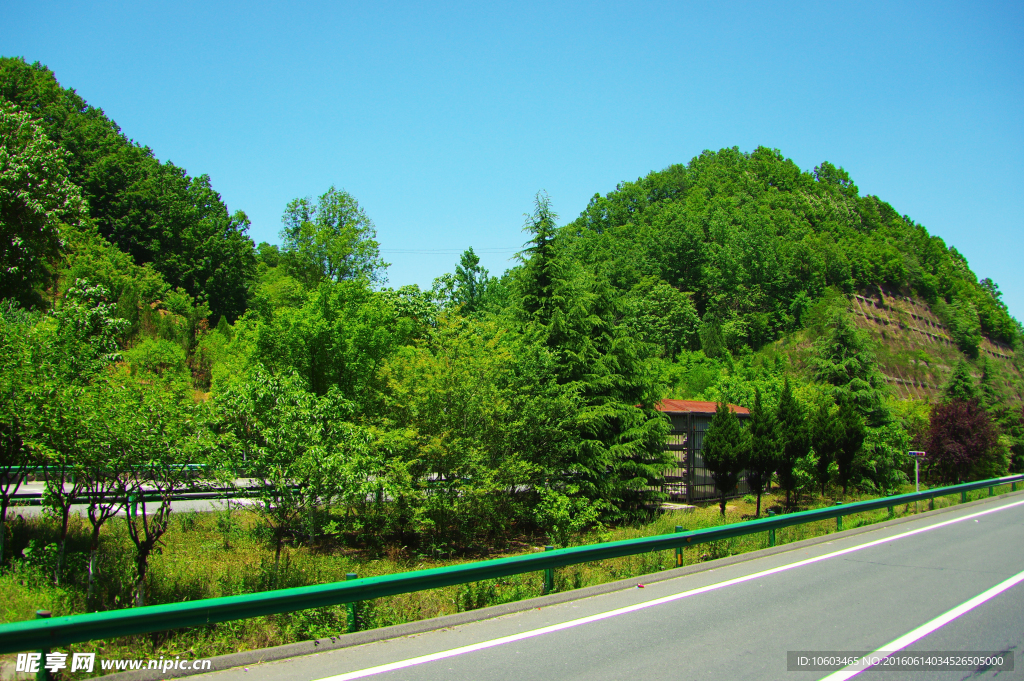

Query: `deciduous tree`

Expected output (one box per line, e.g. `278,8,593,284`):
280,186,386,287
0,101,86,304
927,399,997,484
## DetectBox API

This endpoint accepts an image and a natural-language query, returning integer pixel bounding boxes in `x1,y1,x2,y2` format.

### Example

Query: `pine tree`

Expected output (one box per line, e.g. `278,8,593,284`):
775,378,809,508
702,402,749,515
978,357,1003,412
943,359,978,403
517,191,559,323
835,397,866,498
514,193,670,517
811,311,889,426
812,401,841,498
745,389,778,516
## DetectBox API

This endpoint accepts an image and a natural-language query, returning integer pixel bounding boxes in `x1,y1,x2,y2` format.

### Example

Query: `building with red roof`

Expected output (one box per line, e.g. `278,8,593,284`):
655,399,752,504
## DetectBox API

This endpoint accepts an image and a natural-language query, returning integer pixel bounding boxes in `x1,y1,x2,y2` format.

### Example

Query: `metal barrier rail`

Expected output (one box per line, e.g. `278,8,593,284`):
0,474,1021,654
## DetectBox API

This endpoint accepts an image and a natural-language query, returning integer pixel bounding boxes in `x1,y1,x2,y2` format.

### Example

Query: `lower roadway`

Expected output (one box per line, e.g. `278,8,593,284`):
198,495,1024,681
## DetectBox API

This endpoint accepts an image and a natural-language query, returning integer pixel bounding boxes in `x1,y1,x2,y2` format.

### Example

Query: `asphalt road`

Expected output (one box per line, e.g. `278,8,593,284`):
196,495,1024,681
6,482,258,517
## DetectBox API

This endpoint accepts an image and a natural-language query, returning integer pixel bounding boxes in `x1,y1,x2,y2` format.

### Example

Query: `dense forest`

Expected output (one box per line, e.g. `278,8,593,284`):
2,56,1023,604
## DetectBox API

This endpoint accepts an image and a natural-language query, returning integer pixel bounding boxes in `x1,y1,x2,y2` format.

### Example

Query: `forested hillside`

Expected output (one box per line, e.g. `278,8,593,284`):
1,56,1023,593
558,146,1020,356
0,57,255,322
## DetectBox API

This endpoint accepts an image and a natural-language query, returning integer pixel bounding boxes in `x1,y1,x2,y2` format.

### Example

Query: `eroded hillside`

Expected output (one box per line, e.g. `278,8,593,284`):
850,290,1021,401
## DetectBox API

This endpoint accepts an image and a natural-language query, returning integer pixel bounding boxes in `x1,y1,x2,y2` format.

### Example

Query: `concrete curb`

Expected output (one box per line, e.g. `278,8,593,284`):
99,488,1024,680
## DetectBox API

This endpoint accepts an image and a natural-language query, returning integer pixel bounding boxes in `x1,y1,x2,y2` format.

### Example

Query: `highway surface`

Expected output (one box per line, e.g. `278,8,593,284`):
6,481,258,517
191,495,1024,681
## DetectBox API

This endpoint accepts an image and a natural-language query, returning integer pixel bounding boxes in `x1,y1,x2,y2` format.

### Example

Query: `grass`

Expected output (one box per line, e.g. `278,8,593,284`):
0,482,1017,677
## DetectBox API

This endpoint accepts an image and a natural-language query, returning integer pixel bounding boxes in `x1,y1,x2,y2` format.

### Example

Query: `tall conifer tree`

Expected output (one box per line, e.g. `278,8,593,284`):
812,401,841,498
943,359,978,403
514,193,670,517
702,402,748,516
835,397,866,498
745,389,778,516
775,378,809,508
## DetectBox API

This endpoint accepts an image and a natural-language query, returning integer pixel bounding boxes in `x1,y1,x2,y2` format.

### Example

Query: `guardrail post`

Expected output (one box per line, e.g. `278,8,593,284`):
1013,482,1017,492
887,505,893,518
766,510,776,547
834,502,843,531
961,490,967,503
35,610,50,681
929,496,934,511
674,526,684,567
346,573,359,633
989,486,994,497
543,546,554,594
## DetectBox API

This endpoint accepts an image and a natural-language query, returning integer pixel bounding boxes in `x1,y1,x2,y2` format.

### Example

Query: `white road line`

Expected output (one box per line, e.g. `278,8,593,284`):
819,567,1024,680
314,498,1024,681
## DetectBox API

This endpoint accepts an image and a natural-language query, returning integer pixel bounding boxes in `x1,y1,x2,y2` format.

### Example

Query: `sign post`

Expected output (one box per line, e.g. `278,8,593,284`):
909,451,926,512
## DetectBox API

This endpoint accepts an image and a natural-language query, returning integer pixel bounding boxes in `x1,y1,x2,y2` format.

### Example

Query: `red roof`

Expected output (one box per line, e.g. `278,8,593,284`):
656,399,750,416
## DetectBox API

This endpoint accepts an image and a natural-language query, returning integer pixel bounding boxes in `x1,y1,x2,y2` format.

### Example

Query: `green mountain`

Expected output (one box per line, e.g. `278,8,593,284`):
532,146,1021,397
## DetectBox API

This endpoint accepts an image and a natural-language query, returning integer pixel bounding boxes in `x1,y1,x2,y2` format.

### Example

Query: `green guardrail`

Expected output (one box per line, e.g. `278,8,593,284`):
0,474,1021,655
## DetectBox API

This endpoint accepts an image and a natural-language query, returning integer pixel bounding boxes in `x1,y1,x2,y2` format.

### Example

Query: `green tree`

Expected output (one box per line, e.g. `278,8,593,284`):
516,191,559,321
119,378,214,606
948,298,982,357
41,279,128,381
859,421,910,496
75,376,133,602
623,277,700,359
218,367,353,573
515,193,671,517
943,359,977,403
745,389,778,516
25,380,88,584
698,311,726,359
21,281,127,583
775,378,810,508
452,247,491,313
0,101,86,304
702,402,749,515
0,303,38,568
835,397,866,498
977,358,1003,413
811,401,841,498
810,311,889,426
280,186,387,287
250,280,414,408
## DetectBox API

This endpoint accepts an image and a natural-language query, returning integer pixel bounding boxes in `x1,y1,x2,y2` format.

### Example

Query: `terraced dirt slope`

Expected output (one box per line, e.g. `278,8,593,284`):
850,290,1021,401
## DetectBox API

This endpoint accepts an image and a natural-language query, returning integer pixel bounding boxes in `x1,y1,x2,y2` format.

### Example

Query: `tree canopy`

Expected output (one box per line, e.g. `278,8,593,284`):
280,186,387,287
0,101,85,304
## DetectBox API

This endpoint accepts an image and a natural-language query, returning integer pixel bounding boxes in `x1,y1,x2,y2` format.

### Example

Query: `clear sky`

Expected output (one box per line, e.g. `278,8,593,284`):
4,1,1022,320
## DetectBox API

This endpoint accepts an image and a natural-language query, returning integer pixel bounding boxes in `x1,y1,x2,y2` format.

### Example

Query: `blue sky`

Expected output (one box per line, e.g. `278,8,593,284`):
4,1,1023,320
